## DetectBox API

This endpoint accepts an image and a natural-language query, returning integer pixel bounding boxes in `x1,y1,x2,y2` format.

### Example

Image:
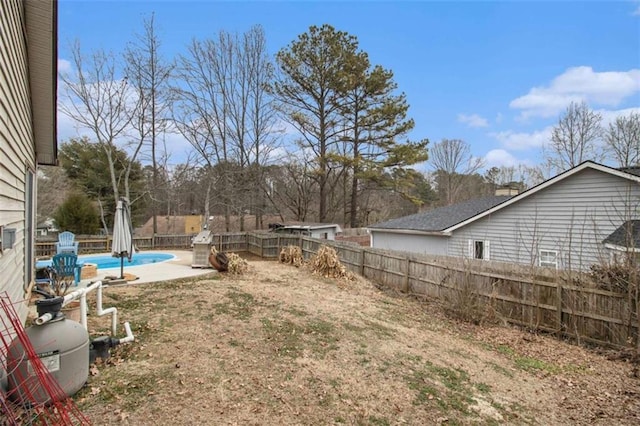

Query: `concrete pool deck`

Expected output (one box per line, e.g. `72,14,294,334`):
79,250,216,286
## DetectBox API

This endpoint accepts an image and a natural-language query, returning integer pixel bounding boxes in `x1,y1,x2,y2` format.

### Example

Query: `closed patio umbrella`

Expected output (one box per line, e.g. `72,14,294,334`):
112,197,134,279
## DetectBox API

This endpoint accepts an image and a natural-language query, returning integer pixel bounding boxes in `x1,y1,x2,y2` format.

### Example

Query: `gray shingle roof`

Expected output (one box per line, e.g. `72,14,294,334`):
369,195,513,232
603,220,640,248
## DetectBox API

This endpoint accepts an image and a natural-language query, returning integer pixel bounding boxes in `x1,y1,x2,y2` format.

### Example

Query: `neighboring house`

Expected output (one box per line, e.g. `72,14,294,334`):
36,217,59,237
603,220,640,264
368,161,640,272
0,1,58,320
270,223,343,241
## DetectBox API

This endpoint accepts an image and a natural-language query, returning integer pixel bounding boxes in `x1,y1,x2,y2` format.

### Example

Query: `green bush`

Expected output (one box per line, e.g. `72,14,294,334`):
53,193,100,234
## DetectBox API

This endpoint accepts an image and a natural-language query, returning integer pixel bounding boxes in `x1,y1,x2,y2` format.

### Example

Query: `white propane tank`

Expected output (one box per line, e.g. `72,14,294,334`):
7,297,89,405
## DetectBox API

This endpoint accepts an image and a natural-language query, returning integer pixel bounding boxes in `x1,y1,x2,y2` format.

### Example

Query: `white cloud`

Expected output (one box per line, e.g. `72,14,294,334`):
510,67,640,119
57,59,71,74
633,5,640,16
598,107,640,127
495,112,503,124
484,149,524,168
490,126,553,151
57,109,81,142
457,113,489,128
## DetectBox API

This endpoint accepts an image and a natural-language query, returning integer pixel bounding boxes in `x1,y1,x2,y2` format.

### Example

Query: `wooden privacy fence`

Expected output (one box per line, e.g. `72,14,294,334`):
36,232,638,348
243,233,638,349
35,234,196,257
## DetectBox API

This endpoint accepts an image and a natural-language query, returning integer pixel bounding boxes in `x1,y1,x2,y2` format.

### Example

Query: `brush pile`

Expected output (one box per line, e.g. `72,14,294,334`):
279,245,304,267
310,245,354,280
227,253,249,275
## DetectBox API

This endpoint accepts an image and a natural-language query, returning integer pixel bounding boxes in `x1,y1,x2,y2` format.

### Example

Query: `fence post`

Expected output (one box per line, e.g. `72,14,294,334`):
260,235,264,258
556,283,563,336
403,257,410,293
360,248,366,277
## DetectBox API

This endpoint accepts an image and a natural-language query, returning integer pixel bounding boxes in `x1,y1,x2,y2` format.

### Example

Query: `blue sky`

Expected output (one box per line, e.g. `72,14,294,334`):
57,0,640,171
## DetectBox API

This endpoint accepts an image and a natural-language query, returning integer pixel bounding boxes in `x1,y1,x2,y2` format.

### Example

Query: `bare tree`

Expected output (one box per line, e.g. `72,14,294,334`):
484,164,541,192
172,36,231,229
172,27,278,231
124,13,174,235
59,41,134,208
545,101,602,173
429,139,484,205
229,26,280,230
266,156,317,222
605,112,640,168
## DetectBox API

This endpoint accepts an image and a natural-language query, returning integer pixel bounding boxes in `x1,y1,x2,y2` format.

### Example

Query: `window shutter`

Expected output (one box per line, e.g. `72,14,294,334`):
468,240,473,258
484,240,490,260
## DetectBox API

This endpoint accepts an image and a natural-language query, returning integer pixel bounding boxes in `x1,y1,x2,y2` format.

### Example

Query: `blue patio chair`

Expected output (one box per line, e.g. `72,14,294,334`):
52,252,82,290
56,231,79,255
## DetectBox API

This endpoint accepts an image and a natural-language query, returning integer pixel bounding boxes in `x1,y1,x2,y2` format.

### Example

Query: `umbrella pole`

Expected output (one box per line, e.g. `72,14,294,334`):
120,256,124,279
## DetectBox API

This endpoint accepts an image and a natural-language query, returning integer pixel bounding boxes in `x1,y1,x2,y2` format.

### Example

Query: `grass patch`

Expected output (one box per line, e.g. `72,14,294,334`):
488,362,514,378
79,365,175,411
361,319,396,338
495,344,561,374
103,293,145,311
474,382,491,393
401,356,511,421
286,306,308,317
213,289,257,320
514,356,559,374
496,344,515,357
424,361,469,392
261,317,338,358
368,415,391,426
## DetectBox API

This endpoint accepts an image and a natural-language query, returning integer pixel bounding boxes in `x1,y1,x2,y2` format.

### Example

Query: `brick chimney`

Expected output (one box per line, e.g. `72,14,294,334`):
495,185,519,196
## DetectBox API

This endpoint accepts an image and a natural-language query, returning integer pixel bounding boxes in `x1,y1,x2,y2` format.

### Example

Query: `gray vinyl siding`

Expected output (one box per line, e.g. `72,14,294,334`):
0,0,35,321
371,231,449,255
448,168,640,271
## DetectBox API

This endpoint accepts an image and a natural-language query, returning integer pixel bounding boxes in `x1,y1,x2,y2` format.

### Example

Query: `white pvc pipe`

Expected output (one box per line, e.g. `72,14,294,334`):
35,312,53,326
62,281,134,342
119,322,134,344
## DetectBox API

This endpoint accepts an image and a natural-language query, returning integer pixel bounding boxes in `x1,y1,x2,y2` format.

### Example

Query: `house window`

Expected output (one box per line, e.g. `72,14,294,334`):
468,240,490,260
539,250,558,268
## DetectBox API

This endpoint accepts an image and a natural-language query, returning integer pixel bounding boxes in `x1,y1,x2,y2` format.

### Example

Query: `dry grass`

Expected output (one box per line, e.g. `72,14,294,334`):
76,260,640,425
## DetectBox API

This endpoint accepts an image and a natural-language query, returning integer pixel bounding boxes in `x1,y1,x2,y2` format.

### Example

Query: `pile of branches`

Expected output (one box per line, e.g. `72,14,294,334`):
227,253,249,275
309,245,354,280
279,245,304,267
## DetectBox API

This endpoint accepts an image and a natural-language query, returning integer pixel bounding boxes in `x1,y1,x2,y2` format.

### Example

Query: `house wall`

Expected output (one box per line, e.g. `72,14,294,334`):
370,231,449,255
0,0,35,320
310,226,339,241
448,168,640,271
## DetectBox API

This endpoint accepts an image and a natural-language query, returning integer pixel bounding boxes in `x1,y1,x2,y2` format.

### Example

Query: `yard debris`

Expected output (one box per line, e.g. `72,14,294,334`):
279,245,304,267
209,246,229,272
227,253,249,275
309,245,354,281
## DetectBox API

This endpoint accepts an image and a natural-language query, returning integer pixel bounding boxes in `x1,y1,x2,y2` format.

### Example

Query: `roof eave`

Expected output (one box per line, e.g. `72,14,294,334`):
25,0,58,166
604,243,640,253
368,228,452,237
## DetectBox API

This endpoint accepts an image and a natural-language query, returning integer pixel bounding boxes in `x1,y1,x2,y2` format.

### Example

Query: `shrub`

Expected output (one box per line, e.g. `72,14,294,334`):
53,193,100,234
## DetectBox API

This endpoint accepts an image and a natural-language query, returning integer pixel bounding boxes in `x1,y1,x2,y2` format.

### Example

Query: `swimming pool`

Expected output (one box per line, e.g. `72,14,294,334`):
37,252,176,270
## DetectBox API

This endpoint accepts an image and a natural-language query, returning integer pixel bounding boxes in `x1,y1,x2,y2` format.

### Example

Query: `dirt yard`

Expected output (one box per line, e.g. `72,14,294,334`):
76,258,640,425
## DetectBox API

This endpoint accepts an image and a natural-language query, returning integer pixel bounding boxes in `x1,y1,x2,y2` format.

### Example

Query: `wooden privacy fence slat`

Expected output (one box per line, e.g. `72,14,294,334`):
36,231,638,348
